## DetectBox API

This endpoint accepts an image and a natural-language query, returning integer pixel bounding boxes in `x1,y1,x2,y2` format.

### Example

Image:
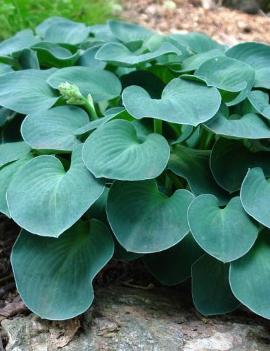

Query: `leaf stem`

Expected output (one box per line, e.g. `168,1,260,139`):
154,119,162,134
84,99,98,120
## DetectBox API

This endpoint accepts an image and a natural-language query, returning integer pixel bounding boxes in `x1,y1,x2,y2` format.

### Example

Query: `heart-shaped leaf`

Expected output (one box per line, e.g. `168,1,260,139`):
168,144,228,203
226,42,270,69
248,90,270,119
77,46,106,70
108,20,153,44
210,139,270,193
240,167,270,229
0,69,58,115
36,17,90,45
0,29,38,56
144,234,203,285
47,67,121,102
11,219,114,320
82,119,170,181
122,78,221,126
0,141,31,167
195,56,255,93
107,180,194,253
95,42,181,67
0,156,32,217
7,145,104,237
21,105,89,151
171,32,223,53
192,255,239,315
229,230,270,319
205,105,270,139
254,68,270,89
188,195,258,262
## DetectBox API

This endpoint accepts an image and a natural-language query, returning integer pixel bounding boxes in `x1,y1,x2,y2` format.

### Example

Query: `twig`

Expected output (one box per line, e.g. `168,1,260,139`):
0,274,13,284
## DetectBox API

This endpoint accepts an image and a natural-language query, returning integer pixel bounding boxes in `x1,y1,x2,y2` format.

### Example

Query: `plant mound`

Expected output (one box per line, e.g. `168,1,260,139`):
0,17,270,320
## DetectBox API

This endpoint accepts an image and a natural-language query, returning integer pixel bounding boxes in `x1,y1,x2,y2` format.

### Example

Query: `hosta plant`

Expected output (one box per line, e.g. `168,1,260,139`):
1,17,270,320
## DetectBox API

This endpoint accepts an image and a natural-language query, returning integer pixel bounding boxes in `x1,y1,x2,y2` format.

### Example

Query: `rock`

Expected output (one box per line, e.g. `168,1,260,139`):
2,286,270,351
222,0,263,14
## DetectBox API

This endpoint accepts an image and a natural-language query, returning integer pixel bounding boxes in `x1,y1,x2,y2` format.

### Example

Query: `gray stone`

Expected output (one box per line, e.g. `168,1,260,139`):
2,286,270,351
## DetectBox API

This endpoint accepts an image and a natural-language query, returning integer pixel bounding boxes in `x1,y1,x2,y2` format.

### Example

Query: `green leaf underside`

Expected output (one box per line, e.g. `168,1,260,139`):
241,167,270,229
169,144,229,204
7,145,104,237
205,106,270,139
0,69,58,114
196,56,255,93
210,139,270,193
192,255,239,316
47,66,122,102
122,78,221,126
144,234,203,285
229,231,270,319
95,42,181,66
107,180,194,253
21,105,89,151
11,220,114,320
0,142,31,167
82,119,170,181
188,195,258,262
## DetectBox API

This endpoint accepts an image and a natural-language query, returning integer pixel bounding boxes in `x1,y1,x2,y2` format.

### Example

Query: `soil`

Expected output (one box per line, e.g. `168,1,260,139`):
122,0,270,44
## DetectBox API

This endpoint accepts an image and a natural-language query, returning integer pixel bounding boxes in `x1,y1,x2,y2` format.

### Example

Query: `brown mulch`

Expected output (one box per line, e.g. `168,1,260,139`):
122,0,270,44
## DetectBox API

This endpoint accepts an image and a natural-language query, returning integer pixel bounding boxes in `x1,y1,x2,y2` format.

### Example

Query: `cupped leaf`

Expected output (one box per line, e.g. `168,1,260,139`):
144,234,203,285
47,67,121,102
248,90,270,119
107,180,194,253
11,219,114,320
7,145,104,237
226,42,270,69
196,56,255,93
254,68,270,89
21,105,89,151
82,119,170,181
240,167,270,229
108,20,153,44
205,105,270,139
0,141,31,167
168,144,228,203
36,17,90,45
192,255,239,316
32,42,80,68
229,230,270,319
188,195,258,262
0,156,32,217
0,69,58,114
175,49,225,73
123,78,221,126
95,42,181,67
210,138,270,193
0,29,38,56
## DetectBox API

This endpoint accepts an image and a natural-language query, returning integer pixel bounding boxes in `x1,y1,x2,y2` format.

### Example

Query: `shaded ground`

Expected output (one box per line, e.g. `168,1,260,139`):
122,0,270,44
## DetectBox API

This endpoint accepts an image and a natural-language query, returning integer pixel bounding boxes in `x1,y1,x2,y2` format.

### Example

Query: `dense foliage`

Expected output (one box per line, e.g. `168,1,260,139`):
1,17,270,320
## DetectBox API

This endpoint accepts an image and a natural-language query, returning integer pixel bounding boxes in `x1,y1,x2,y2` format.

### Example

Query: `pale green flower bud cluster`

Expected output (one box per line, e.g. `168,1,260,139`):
58,81,85,105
